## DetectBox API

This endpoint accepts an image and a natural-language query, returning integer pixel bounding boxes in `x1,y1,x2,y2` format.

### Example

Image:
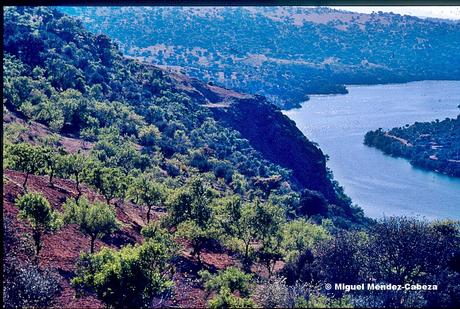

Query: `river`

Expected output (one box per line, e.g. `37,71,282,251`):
284,80,460,220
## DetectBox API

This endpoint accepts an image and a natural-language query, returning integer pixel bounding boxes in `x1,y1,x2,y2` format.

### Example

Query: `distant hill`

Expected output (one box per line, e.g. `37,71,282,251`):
60,6,460,109
365,116,460,177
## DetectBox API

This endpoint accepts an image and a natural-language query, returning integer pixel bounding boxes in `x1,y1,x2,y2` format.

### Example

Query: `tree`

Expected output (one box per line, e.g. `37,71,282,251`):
365,217,460,308
15,192,61,262
251,200,286,276
63,152,87,199
138,124,161,147
200,267,255,308
297,189,328,218
43,146,67,186
258,231,284,278
6,143,47,191
72,239,175,308
167,176,216,263
217,197,258,265
91,167,126,205
129,175,165,223
62,197,119,253
281,219,330,262
141,222,177,251
314,230,368,287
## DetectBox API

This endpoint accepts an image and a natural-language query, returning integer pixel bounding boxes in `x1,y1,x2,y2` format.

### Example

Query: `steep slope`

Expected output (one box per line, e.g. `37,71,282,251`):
60,6,460,109
2,169,237,308
3,6,340,206
164,69,337,200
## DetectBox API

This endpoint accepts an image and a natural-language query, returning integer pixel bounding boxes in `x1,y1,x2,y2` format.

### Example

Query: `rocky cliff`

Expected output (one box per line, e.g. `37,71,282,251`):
167,70,338,202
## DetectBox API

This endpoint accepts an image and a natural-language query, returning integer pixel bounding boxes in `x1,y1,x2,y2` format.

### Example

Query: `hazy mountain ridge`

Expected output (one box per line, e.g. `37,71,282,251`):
61,6,460,109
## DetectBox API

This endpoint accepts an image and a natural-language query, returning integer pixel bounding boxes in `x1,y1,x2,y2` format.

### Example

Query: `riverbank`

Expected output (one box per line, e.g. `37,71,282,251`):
284,80,460,219
364,116,460,178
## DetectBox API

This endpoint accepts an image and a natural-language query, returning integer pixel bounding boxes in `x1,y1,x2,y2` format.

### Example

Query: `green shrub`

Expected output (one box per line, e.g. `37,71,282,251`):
208,287,255,309
15,192,61,262
200,266,254,297
62,196,120,253
72,239,175,308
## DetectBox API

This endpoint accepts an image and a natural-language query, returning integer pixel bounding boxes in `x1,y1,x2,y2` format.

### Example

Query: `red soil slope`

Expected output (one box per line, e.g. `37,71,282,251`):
3,169,243,308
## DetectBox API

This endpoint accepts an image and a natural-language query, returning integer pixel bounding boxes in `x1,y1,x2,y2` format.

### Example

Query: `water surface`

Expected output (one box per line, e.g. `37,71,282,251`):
285,80,460,220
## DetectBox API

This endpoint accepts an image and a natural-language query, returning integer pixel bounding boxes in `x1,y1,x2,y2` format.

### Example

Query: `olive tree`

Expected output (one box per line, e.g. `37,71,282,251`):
72,239,175,308
129,175,165,223
62,196,119,253
253,200,286,277
90,167,126,205
62,152,87,199
6,143,47,191
168,176,216,263
217,196,259,265
43,146,67,186
15,192,61,262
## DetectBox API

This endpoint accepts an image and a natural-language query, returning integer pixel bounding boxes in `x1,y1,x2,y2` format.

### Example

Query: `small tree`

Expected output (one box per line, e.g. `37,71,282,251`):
168,177,216,263
200,267,255,308
138,124,161,147
141,222,177,250
43,146,67,186
176,220,214,264
63,197,119,253
130,176,165,223
253,200,286,277
297,189,328,218
92,167,125,205
63,152,87,199
15,192,61,262
6,143,47,191
72,239,175,308
217,197,258,265
281,219,331,262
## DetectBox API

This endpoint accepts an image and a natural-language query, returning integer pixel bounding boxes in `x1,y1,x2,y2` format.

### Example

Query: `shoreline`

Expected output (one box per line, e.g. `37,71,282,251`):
281,79,460,111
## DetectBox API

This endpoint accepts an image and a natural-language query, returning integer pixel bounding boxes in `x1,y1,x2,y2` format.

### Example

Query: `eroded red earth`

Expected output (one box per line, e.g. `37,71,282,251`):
3,169,262,308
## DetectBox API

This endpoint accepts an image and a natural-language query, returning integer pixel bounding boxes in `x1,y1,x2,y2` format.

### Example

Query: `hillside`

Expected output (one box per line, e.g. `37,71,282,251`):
364,115,460,177
3,169,238,308
60,6,460,109
3,6,350,210
3,7,460,309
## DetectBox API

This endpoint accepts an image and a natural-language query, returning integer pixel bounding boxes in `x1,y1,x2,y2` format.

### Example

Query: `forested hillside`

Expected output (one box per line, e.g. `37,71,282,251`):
365,115,460,177
60,6,460,109
3,7,460,309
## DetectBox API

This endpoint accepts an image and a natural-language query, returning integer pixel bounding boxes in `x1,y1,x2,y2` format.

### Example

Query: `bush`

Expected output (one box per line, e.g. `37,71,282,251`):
72,239,175,308
208,287,255,309
189,151,211,172
281,218,330,262
15,192,61,261
3,265,61,308
139,124,161,147
253,277,302,308
62,196,120,253
297,189,328,218
200,266,254,297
